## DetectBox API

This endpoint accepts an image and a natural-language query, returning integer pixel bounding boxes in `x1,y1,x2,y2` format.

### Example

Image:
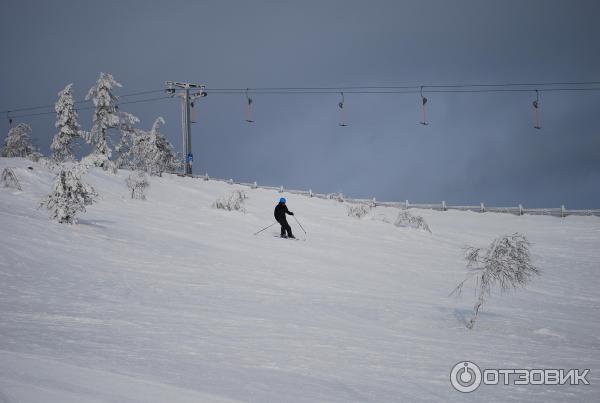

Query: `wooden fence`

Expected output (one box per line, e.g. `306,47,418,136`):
190,173,600,218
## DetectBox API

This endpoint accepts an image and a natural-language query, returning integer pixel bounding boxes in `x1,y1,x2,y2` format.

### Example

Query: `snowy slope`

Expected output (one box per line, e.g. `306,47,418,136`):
0,157,599,402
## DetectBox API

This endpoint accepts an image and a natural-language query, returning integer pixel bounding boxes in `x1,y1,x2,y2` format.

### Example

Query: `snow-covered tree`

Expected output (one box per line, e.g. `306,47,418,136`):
395,210,431,233
327,192,345,202
1,123,36,158
1,167,22,190
144,117,180,176
114,111,141,169
450,233,540,329
213,190,247,212
41,161,98,224
84,72,121,165
51,83,81,162
346,203,371,218
125,171,150,200
119,117,180,176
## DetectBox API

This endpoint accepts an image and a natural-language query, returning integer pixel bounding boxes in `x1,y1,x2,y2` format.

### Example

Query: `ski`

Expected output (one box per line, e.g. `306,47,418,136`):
273,236,305,241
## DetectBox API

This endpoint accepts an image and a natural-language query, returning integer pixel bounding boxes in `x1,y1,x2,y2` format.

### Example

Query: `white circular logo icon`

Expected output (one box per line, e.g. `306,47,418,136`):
450,361,482,393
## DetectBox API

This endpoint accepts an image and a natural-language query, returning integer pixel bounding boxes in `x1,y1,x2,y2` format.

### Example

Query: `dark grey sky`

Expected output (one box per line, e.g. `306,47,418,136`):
1,0,599,208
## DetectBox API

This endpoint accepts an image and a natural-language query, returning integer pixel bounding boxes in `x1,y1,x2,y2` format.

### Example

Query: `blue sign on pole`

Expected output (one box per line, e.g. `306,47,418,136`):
187,153,193,163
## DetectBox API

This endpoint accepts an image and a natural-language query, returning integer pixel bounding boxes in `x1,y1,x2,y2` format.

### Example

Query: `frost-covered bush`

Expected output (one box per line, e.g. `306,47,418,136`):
125,171,150,200
327,192,344,202
1,123,36,158
450,233,540,329
27,151,44,162
51,83,81,162
395,210,432,233
213,190,247,212
79,153,109,171
41,163,98,224
371,213,392,224
37,156,61,172
346,203,371,219
1,167,22,190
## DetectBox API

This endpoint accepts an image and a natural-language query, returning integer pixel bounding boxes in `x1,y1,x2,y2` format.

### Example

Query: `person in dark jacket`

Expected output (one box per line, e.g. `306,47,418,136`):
274,197,295,238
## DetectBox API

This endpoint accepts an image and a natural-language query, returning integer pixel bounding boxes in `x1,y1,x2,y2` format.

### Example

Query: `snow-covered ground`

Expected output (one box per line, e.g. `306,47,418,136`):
1,157,598,402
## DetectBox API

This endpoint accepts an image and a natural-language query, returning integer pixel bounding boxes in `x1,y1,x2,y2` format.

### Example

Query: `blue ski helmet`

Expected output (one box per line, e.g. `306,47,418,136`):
280,197,286,203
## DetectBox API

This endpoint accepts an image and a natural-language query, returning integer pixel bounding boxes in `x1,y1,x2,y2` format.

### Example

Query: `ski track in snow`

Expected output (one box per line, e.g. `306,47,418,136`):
0,157,599,402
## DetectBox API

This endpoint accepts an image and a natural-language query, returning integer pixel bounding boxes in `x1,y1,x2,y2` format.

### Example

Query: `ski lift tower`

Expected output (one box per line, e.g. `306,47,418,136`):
165,81,207,175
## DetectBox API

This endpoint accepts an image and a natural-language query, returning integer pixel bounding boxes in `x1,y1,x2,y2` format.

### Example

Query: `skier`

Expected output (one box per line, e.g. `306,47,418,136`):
274,197,295,238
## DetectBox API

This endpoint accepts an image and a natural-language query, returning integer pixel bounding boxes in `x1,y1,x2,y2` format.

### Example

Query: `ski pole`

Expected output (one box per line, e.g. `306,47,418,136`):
293,215,307,235
253,222,276,235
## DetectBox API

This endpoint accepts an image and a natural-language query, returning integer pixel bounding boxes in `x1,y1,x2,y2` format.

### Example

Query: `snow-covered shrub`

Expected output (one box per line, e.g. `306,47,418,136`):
41,163,98,224
80,152,108,171
327,192,344,202
346,203,371,219
1,167,22,190
37,155,61,172
125,171,150,200
450,233,540,329
83,72,121,167
28,151,44,162
395,210,432,233
213,190,247,212
1,123,36,158
371,212,392,224
51,84,81,162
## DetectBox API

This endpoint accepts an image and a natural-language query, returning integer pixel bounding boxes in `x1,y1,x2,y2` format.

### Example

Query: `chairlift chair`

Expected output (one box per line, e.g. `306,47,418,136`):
420,86,429,125
338,92,348,126
245,88,255,123
191,102,197,123
533,90,541,130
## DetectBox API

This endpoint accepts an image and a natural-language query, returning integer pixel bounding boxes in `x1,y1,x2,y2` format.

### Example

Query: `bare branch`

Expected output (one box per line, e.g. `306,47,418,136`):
452,233,540,329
